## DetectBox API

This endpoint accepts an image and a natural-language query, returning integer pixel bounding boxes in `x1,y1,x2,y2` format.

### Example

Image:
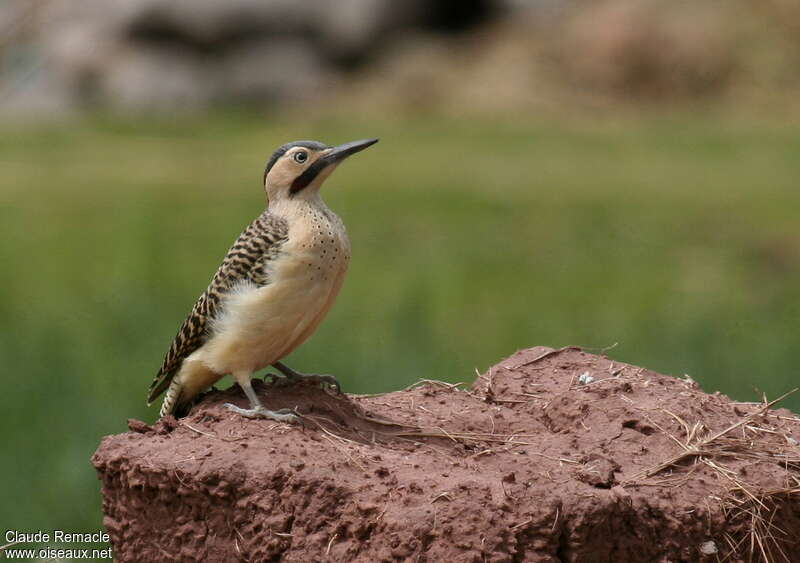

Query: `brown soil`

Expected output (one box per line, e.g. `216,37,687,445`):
93,346,800,562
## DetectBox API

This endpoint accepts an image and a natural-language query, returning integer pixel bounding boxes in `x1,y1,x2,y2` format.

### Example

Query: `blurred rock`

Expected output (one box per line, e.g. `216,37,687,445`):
334,28,552,116
1,0,504,114
1,0,799,115
0,0,69,115
224,38,333,105
555,0,736,99
103,46,218,112
39,0,339,111
125,0,323,46
0,0,34,38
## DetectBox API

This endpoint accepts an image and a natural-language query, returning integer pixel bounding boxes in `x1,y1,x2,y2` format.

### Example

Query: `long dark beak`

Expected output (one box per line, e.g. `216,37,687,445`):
325,138,380,164
291,138,379,193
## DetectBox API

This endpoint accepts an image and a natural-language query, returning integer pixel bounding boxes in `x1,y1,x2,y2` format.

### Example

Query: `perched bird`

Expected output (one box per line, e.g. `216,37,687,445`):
147,138,378,421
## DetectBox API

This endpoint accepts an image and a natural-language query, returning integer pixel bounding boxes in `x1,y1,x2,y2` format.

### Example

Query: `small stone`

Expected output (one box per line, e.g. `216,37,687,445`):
699,540,717,555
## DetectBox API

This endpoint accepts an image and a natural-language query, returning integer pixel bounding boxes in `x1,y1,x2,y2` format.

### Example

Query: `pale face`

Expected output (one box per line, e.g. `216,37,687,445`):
265,146,313,197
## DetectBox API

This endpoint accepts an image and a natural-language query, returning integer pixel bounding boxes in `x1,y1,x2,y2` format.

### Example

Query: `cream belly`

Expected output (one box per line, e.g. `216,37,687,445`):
191,205,350,377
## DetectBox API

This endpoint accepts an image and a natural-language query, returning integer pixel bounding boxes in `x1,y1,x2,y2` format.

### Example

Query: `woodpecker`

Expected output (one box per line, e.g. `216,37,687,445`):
147,138,378,421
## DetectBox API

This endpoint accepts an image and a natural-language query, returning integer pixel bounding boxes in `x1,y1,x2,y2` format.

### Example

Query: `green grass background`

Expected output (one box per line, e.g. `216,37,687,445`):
1,111,799,534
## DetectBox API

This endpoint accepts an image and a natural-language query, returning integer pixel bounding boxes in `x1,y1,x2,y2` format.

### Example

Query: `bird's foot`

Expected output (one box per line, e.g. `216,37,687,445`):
290,372,341,393
271,362,341,394
263,372,340,393
263,372,291,387
223,403,300,423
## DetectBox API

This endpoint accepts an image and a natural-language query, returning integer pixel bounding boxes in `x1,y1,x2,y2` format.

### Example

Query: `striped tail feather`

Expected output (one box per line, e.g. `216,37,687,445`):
160,378,187,418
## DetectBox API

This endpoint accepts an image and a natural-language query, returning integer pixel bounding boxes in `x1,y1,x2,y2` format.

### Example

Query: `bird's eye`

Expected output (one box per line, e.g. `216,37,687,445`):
293,151,308,164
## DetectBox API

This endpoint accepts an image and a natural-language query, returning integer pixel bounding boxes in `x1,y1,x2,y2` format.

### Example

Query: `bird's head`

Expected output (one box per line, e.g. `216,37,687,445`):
263,138,378,204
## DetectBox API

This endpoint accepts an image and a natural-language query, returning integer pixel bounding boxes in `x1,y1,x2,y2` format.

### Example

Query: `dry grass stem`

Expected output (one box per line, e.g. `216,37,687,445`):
618,388,800,562
404,379,465,391
622,388,798,484
510,346,581,369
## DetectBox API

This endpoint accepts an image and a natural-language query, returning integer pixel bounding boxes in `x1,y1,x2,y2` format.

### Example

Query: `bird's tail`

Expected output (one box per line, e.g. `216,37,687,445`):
158,377,198,418
156,361,221,417
160,378,187,418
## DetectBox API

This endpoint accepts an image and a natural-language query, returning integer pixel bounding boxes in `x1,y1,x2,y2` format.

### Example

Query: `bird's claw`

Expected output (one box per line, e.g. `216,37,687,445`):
263,371,341,394
224,402,300,423
262,372,287,387
299,373,341,394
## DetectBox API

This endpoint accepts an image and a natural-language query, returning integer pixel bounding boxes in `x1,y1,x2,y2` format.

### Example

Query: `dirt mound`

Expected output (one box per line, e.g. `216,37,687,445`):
93,347,800,562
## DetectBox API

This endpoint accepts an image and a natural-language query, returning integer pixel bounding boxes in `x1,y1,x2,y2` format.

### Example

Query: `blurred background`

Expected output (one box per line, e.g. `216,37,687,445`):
2,0,800,543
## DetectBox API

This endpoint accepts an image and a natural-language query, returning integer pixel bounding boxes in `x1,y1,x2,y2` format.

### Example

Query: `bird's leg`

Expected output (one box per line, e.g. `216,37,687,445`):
224,372,299,423
271,361,341,393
